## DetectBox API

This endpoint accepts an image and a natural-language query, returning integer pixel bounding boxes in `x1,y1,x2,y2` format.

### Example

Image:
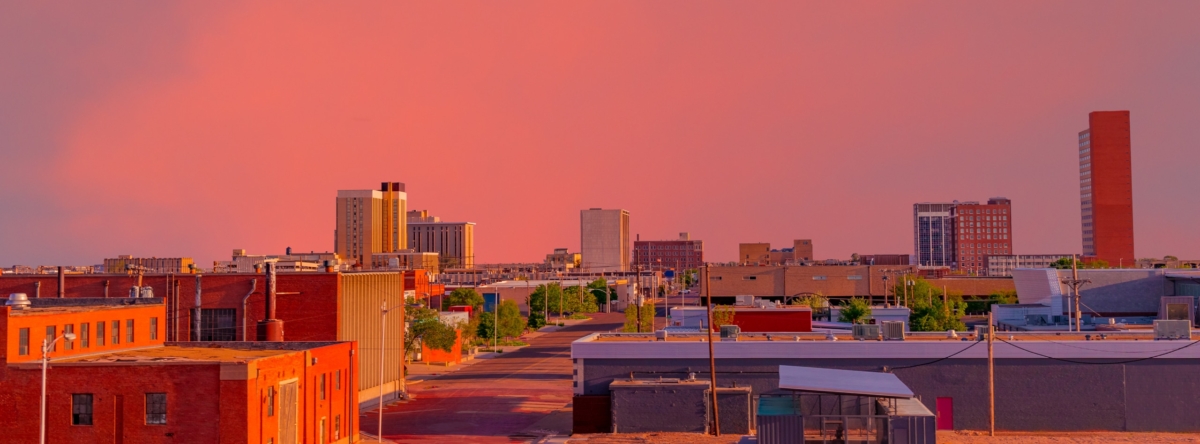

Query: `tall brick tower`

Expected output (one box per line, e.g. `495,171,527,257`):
1079,111,1134,266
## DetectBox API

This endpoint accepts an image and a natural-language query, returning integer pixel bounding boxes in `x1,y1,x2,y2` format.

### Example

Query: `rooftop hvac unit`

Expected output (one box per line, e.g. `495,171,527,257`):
852,324,880,340
1153,320,1192,340
974,325,989,341
129,286,140,298
139,286,154,299
720,325,741,340
655,330,668,341
881,321,905,341
736,295,755,306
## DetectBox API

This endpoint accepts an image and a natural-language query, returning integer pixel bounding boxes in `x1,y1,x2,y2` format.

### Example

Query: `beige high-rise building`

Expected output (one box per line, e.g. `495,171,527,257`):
335,182,407,267
407,210,476,269
580,208,630,272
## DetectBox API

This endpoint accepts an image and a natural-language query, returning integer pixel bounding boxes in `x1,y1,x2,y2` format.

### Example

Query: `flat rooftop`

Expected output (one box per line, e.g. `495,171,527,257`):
8,303,161,316
26,342,343,366
583,331,1162,342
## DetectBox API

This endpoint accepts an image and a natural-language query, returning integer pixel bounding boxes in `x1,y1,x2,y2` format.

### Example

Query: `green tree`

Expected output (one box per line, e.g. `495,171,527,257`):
838,298,872,324
712,305,736,328
791,293,828,308
989,289,1018,305
1050,257,1109,269
586,279,611,304
895,277,968,331
442,287,485,312
527,312,547,330
497,300,525,339
477,312,496,342
622,302,656,332
404,307,459,362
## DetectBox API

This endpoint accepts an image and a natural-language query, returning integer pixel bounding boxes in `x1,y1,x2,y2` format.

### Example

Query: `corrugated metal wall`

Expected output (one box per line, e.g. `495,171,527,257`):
340,272,405,396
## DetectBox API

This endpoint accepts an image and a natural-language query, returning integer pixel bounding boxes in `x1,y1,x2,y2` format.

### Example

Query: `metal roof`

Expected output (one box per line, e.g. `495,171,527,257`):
778,365,914,398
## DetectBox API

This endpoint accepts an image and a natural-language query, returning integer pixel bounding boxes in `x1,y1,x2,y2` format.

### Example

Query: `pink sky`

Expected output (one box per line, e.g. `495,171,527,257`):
2,2,1199,267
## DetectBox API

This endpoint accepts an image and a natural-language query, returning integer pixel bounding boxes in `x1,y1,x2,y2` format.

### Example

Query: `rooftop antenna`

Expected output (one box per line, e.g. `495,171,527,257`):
1060,254,1091,332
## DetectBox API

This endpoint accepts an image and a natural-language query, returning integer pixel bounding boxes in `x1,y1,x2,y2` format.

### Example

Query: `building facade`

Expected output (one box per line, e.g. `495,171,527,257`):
1080,111,1135,266
580,209,630,272
633,233,704,271
407,210,475,269
986,254,1073,277
913,203,956,268
952,197,1014,276
103,256,195,274
0,299,359,443
335,182,407,267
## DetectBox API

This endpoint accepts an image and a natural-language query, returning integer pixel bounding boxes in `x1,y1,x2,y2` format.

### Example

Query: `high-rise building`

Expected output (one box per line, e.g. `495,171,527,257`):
580,208,630,272
913,203,957,268
1080,111,1135,266
633,233,705,271
952,198,1014,276
334,182,407,266
407,210,476,269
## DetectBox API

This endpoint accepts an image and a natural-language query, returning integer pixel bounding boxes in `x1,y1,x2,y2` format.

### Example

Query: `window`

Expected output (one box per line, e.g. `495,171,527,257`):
267,386,275,417
335,415,341,440
18,328,29,356
200,309,237,341
64,324,75,350
81,323,89,348
742,276,757,281
46,326,57,351
150,317,158,340
320,373,326,400
96,322,106,346
111,321,120,345
73,394,94,425
847,275,863,280
127,320,135,343
146,393,167,425
336,370,341,390
812,276,827,281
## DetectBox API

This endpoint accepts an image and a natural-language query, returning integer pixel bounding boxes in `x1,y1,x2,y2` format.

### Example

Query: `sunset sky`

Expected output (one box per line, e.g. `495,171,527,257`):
2,2,1199,267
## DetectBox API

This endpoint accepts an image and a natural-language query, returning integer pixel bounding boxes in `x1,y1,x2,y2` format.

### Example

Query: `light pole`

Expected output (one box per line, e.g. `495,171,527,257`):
378,300,398,442
41,331,77,444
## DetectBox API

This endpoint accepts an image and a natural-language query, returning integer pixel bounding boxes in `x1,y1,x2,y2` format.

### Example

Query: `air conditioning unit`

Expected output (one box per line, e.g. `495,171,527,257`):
720,325,740,341
735,295,755,306
974,325,990,341
852,324,880,340
139,286,154,299
1154,320,1192,340
655,330,668,341
881,321,905,341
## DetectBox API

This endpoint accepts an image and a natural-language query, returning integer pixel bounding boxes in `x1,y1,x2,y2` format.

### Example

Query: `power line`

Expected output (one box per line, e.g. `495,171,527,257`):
996,336,1200,365
888,340,982,371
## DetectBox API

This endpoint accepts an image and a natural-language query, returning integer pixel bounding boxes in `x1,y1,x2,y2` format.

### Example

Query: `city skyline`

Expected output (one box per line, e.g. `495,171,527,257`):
3,3,1200,267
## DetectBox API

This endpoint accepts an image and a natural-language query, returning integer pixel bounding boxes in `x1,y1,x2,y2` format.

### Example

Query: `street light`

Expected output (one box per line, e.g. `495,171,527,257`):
378,300,399,442
41,331,76,444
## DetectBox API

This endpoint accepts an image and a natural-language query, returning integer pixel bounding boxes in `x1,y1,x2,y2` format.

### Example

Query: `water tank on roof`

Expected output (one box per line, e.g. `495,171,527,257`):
139,286,154,299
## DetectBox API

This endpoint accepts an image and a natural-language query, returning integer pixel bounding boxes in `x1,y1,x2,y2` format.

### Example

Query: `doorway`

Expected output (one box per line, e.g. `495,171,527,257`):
935,397,954,430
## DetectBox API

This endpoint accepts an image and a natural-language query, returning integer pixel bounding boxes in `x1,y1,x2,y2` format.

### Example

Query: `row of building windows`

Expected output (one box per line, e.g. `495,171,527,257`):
959,208,1007,215
17,318,158,356
72,393,166,426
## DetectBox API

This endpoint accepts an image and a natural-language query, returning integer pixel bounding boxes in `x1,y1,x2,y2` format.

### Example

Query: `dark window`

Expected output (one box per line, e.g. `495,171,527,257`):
150,317,158,340
96,322,105,346
80,323,89,348
320,373,326,400
18,328,30,356
267,386,275,417
64,324,75,350
145,393,167,425
200,309,237,341
336,370,341,390
111,320,120,345
127,319,135,343
46,326,57,351
72,394,93,425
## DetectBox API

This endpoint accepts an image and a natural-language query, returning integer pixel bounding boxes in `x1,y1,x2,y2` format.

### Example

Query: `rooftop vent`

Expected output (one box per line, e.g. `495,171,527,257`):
6,293,31,310
720,325,740,341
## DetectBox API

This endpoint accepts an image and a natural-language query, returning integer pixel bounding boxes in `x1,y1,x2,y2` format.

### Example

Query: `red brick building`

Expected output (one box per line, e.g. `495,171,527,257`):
952,197,1013,276
1080,111,1135,266
0,271,406,409
633,234,704,271
0,299,359,443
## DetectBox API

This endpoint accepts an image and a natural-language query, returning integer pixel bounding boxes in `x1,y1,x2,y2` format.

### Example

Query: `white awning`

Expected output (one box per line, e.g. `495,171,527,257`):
778,365,914,399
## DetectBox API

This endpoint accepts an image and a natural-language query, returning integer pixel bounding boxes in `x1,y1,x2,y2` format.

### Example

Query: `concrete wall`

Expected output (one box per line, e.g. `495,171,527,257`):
580,357,1200,432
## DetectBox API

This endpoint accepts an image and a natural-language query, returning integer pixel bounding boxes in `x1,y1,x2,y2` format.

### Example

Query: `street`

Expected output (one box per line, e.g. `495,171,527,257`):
364,312,626,443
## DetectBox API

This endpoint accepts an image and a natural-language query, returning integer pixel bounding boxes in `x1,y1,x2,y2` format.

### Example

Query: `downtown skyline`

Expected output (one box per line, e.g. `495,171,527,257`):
3,2,1200,267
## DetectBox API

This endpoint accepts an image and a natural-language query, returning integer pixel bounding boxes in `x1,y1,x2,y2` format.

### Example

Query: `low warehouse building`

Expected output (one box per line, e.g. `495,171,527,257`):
571,330,1200,432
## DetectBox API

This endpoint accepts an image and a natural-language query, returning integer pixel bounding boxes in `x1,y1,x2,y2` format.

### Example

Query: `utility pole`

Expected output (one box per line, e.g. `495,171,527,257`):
987,311,995,436
1060,255,1091,332
703,263,721,436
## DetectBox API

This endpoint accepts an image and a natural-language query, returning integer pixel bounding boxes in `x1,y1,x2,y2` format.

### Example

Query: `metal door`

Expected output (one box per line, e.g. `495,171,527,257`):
935,397,954,430
279,380,299,444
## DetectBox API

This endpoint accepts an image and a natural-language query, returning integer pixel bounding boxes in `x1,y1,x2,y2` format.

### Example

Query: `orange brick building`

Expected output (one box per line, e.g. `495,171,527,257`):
0,298,359,443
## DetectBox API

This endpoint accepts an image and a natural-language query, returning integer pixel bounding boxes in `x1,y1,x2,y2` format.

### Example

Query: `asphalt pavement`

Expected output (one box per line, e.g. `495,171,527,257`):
364,312,626,443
